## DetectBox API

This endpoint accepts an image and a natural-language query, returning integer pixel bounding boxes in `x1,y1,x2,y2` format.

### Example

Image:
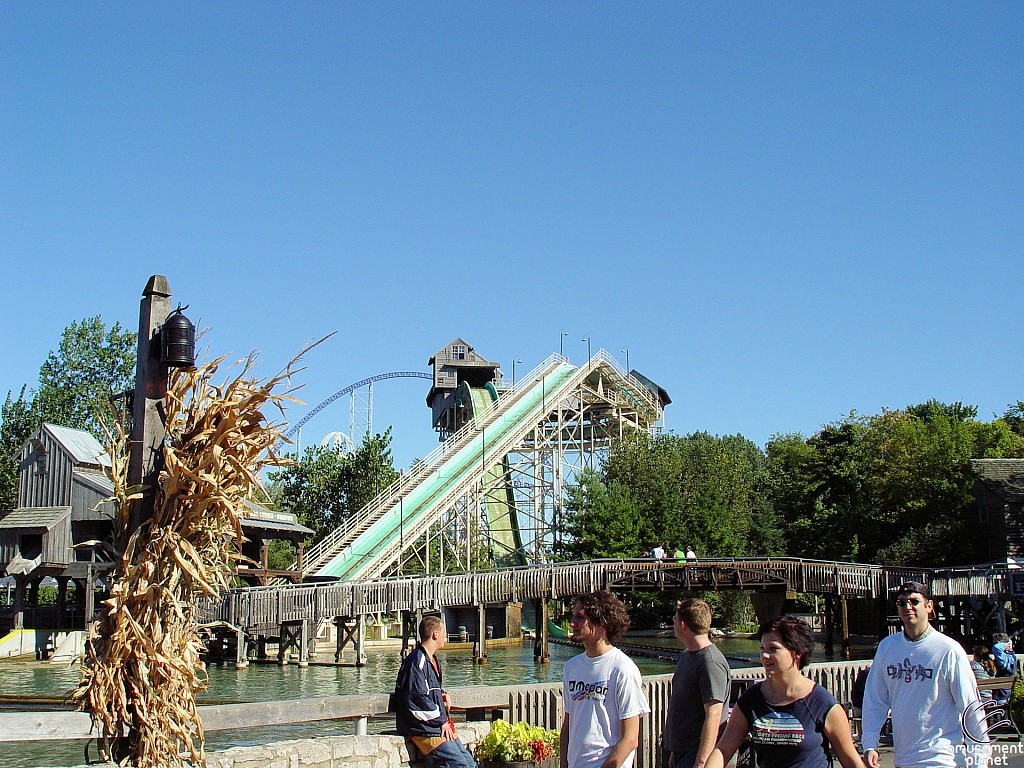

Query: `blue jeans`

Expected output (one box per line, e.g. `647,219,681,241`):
422,738,478,768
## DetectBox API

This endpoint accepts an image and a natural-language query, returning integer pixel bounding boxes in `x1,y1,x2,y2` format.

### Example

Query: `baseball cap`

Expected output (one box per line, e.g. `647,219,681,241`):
895,581,931,599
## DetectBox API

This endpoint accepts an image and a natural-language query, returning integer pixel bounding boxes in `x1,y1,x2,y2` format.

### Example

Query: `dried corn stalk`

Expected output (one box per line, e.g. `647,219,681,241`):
75,348,306,767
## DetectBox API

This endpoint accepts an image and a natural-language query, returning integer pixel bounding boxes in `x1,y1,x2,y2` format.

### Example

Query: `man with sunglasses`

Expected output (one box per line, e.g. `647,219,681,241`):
861,582,989,768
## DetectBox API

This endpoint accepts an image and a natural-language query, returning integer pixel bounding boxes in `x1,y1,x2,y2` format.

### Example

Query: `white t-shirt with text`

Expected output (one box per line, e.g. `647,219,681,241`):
562,647,651,768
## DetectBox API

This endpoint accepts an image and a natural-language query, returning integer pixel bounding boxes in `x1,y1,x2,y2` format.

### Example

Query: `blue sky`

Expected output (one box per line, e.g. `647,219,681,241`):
1,3,1021,468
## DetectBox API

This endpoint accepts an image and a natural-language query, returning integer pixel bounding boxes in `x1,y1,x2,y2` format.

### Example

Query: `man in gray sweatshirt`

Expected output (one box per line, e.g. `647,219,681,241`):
862,582,989,768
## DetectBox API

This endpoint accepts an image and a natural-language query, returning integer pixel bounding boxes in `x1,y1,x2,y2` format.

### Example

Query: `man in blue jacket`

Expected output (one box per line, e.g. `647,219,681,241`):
395,615,477,768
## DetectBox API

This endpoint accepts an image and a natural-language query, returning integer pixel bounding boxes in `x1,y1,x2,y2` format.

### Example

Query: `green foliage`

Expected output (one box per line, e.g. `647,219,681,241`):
0,387,35,510
558,431,780,560
268,429,399,542
34,316,136,438
768,401,1024,567
475,720,559,763
266,539,296,570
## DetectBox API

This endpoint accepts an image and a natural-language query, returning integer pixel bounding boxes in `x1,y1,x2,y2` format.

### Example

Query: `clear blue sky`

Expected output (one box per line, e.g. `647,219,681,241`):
2,3,1021,469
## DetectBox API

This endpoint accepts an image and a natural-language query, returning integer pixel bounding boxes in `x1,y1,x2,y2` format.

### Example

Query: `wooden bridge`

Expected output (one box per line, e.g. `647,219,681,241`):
200,557,1018,666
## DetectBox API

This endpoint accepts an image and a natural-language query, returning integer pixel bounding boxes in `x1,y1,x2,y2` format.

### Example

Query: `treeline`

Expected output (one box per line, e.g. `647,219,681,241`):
558,400,1024,568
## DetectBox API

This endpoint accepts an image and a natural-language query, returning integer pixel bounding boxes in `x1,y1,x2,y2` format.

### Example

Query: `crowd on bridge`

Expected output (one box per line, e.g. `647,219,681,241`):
392,581,1002,768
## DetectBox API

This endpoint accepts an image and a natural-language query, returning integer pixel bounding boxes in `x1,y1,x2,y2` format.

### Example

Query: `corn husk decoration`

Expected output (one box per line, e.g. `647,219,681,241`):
74,344,312,767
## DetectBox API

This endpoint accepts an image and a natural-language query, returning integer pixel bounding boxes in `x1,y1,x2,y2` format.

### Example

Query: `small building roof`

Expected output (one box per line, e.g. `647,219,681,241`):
74,470,114,497
972,459,1024,505
42,424,111,467
0,506,72,530
241,499,314,537
629,370,672,407
428,338,498,368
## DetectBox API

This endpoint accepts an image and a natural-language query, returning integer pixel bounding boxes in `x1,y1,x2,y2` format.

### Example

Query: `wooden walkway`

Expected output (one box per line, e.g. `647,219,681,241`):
202,557,1015,634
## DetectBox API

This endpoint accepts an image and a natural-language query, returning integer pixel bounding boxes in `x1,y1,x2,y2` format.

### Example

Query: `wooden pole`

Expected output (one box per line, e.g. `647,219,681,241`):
128,275,172,535
840,598,851,660
824,596,834,657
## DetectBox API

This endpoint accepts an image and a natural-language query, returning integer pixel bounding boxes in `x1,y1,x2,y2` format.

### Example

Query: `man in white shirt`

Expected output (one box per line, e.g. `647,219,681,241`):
862,581,989,768
560,591,651,768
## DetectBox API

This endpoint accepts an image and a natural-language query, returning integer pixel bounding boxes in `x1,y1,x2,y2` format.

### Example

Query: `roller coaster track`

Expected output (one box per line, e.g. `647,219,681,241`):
299,351,661,582
284,372,433,440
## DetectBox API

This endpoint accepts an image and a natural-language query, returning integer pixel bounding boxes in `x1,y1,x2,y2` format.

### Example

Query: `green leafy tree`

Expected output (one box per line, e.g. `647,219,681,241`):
34,316,136,438
0,387,35,510
768,400,1024,567
558,431,778,560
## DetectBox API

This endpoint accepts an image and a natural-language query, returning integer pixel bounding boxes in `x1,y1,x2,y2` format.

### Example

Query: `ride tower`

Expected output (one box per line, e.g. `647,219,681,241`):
388,339,670,577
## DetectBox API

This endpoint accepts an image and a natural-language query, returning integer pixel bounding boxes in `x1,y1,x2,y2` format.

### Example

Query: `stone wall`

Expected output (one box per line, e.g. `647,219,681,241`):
68,722,492,768
206,722,491,768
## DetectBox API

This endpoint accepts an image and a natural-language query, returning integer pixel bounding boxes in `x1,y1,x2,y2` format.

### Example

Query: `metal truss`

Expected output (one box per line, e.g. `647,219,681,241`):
383,366,660,577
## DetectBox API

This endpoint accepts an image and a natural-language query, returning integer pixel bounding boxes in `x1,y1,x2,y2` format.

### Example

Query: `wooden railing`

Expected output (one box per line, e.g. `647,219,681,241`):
205,558,1015,632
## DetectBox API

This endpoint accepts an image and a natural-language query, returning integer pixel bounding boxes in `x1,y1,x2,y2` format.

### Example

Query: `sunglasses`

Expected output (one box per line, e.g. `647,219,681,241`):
896,597,926,607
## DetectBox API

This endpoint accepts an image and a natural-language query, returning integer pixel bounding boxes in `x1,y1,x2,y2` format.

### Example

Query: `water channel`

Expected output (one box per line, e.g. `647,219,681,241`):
0,637,866,768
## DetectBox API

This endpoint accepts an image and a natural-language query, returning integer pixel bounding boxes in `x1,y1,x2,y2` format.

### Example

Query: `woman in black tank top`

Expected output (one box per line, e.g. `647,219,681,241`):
703,616,866,768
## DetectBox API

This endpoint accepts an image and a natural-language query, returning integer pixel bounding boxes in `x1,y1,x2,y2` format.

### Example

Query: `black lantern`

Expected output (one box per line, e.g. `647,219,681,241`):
160,305,196,368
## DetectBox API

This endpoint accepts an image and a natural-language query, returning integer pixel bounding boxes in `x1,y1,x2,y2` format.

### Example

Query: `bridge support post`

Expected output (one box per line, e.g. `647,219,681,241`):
534,598,550,663
474,603,488,664
355,614,367,667
401,611,412,659
235,625,248,669
840,598,850,660
298,619,309,667
824,596,834,657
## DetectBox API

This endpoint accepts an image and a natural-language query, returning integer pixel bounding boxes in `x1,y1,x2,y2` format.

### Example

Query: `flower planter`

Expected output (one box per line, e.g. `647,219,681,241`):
480,758,558,768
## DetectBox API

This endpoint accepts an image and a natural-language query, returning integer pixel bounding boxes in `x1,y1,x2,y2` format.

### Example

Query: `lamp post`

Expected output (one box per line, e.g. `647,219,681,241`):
559,331,568,358
582,336,591,363
512,357,523,387
127,277,196,535
620,348,629,373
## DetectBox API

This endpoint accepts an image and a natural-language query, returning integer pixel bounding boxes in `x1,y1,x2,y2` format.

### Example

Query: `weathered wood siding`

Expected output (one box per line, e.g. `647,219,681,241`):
17,429,74,510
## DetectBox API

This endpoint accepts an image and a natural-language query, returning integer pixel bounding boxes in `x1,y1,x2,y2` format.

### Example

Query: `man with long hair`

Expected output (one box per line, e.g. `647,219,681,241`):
560,591,650,768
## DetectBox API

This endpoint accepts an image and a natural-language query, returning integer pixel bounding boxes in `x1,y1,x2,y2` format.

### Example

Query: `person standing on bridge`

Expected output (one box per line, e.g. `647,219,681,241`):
663,598,730,768
394,615,477,768
861,582,989,768
561,591,650,768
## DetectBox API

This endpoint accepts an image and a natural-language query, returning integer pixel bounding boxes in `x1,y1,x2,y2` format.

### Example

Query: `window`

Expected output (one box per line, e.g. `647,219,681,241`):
451,345,466,360
20,534,42,560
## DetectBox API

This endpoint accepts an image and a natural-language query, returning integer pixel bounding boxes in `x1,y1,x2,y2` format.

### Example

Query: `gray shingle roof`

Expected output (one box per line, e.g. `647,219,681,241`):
0,506,72,530
972,459,1024,504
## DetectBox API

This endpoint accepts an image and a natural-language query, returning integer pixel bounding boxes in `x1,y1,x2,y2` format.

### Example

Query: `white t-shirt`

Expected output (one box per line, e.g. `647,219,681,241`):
562,647,651,768
862,628,989,768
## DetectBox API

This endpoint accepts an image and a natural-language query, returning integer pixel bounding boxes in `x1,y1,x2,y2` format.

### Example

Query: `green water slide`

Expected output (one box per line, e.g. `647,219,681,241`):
316,361,578,581
461,383,524,568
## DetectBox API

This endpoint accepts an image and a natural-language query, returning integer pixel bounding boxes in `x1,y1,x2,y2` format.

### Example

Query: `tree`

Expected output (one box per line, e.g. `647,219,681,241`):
558,431,777,560
34,316,136,438
768,400,1024,567
269,429,399,542
0,387,35,510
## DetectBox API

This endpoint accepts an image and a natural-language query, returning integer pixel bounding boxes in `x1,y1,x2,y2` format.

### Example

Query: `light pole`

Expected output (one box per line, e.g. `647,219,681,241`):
582,336,591,363
512,357,523,387
620,348,629,373
559,331,568,358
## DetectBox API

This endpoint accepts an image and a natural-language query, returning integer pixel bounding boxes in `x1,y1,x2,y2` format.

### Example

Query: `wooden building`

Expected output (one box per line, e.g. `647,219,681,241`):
971,458,1024,562
0,423,312,631
426,338,502,438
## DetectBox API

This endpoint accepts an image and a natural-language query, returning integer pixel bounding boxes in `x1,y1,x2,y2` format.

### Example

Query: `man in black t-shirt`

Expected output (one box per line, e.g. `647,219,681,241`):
663,599,731,768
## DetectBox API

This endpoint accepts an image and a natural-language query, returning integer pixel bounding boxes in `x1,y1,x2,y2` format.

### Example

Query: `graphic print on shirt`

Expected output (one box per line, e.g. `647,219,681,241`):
750,711,806,746
886,657,934,683
568,679,609,702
